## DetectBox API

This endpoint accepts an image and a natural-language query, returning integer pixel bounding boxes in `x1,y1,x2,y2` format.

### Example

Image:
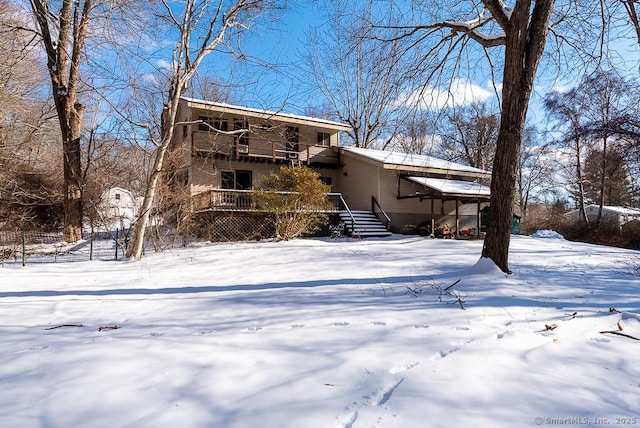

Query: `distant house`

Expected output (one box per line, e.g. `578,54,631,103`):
98,187,140,229
566,205,640,229
169,97,491,239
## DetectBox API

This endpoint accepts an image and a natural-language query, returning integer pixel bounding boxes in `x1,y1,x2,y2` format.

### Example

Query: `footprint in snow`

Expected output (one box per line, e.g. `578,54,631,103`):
290,324,305,329
389,361,419,374
15,345,52,353
334,322,349,326
374,378,404,406
372,321,386,326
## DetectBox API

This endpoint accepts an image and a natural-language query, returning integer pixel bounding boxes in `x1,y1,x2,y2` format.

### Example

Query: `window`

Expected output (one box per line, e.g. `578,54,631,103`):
285,126,299,152
198,116,212,131
198,116,228,132
234,119,249,146
317,132,331,147
214,119,228,132
115,193,121,201
221,170,253,190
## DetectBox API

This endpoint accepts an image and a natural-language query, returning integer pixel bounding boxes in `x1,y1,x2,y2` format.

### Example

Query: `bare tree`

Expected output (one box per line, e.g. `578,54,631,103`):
516,126,556,220
386,109,440,155
372,1,559,272
0,0,62,229
27,0,97,242
305,0,411,148
437,102,499,170
126,0,278,260
621,0,640,48
544,88,591,228
545,69,640,226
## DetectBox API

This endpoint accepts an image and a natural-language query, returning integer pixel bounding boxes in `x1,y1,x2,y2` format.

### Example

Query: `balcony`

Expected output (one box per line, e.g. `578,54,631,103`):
193,189,346,213
192,131,339,166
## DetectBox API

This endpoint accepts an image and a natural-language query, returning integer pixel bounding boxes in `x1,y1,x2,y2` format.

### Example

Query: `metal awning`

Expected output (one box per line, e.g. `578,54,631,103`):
407,176,490,199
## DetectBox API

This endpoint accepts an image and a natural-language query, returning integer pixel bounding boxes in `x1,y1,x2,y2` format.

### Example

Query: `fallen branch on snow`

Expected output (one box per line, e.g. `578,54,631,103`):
44,324,85,330
599,330,640,341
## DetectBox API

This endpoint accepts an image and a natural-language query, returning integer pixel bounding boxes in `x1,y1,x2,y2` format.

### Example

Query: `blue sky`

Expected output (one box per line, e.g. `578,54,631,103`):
196,2,327,114
197,1,640,127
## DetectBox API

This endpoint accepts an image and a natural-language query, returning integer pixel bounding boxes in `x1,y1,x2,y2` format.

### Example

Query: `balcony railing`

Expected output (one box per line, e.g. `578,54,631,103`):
192,131,339,165
193,189,346,213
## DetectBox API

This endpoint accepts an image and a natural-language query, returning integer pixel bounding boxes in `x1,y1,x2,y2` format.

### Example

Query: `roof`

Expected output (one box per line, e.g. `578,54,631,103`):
339,146,490,178
407,176,491,198
180,97,352,131
567,205,640,216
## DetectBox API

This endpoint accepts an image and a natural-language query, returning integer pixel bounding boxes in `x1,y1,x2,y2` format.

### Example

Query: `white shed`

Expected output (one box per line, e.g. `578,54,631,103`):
99,187,140,228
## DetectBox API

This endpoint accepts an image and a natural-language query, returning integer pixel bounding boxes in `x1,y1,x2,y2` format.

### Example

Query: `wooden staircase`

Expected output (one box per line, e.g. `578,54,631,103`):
338,210,392,238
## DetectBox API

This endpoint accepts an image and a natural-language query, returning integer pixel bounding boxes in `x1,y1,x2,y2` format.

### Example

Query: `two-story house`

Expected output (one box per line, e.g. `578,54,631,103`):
171,97,491,240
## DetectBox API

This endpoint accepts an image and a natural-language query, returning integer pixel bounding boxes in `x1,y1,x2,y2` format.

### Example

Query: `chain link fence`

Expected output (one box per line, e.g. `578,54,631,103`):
0,230,134,266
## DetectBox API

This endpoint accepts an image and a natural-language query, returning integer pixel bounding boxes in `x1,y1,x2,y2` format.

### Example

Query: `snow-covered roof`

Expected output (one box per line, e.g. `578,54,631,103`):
180,97,352,131
407,176,490,197
567,205,640,216
340,146,489,177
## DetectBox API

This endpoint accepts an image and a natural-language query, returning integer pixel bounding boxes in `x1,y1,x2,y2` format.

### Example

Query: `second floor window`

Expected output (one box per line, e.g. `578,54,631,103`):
317,132,331,147
198,116,228,132
234,120,249,145
285,126,299,151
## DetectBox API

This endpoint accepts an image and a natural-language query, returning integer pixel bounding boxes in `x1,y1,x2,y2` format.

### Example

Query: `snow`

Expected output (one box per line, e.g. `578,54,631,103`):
341,146,489,176
407,176,490,196
1,235,639,427
531,229,566,239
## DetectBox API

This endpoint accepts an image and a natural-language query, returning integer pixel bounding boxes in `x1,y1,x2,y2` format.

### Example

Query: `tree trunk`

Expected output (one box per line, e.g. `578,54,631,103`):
29,0,90,243
62,119,84,243
481,0,555,273
575,135,590,228
481,94,525,273
126,103,178,260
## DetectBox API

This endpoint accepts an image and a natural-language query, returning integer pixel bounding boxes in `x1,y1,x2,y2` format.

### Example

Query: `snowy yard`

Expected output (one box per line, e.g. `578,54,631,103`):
1,234,639,427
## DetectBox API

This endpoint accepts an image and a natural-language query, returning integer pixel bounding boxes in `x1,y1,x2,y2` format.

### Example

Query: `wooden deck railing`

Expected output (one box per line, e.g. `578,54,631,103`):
193,189,346,213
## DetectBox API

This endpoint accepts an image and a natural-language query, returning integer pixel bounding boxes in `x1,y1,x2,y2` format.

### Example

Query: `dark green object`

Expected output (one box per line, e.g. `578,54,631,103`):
480,206,521,235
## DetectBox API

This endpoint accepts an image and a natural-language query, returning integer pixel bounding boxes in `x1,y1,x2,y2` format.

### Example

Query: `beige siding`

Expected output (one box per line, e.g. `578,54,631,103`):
190,159,284,195
338,156,440,216
190,158,336,195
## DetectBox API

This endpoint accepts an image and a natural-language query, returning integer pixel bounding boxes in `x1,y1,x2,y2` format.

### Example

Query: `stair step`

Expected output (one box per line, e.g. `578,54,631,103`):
337,210,391,238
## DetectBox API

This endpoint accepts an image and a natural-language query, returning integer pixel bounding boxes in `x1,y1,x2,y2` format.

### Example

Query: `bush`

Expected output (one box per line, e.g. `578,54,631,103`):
253,165,331,241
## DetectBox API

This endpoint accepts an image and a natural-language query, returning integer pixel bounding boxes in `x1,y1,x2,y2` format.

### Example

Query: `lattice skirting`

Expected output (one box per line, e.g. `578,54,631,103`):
191,212,275,242
190,212,342,242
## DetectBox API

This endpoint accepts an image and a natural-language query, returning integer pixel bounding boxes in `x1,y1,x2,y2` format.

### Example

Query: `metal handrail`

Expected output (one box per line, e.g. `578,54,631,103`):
337,194,356,231
371,196,391,229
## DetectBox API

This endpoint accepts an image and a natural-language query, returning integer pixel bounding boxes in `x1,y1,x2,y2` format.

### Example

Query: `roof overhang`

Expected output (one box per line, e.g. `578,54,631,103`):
383,163,488,179
407,176,491,200
181,97,352,132
338,146,490,180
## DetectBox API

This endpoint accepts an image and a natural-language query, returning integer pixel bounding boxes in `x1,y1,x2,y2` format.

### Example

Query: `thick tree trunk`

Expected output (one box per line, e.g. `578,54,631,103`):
30,0,90,243
62,135,84,243
481,0,555,273
481,94,525,273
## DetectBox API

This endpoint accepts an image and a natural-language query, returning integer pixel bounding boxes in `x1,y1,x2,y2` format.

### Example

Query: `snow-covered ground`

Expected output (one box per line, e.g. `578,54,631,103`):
1,234,639,427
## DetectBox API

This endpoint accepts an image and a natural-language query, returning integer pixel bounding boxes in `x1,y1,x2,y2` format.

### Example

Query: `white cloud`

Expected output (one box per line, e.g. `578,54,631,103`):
155,59,173,71
398,78,494,110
